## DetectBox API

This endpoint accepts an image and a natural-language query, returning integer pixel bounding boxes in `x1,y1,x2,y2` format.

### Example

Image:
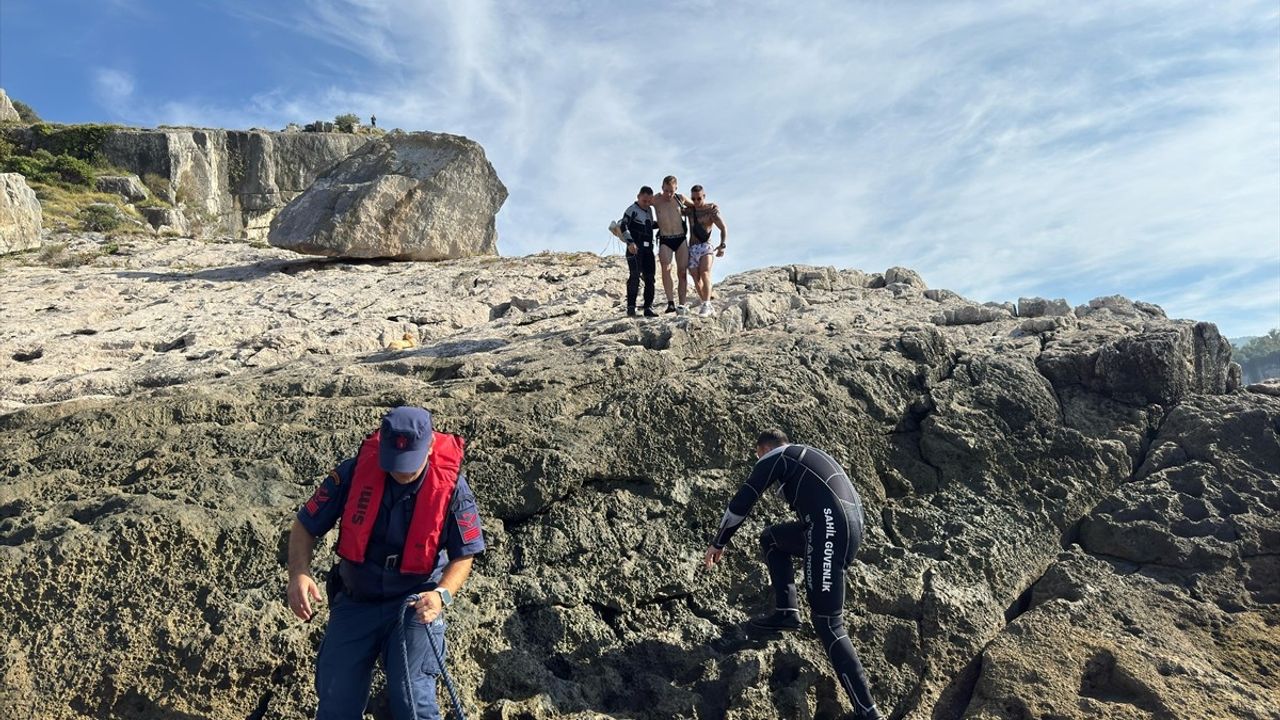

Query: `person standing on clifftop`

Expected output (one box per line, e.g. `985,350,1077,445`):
287,406,486,720
703,429,882,720
619,185,659,317
684,184,727,317
651,175,691,314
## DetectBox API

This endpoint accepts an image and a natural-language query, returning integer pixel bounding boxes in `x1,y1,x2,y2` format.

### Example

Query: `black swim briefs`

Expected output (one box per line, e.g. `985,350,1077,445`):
659,233,686,251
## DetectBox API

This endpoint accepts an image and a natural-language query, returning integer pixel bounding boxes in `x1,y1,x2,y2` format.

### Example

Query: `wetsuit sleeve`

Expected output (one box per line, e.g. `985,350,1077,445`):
711,453,783,548
444,474,487,559
296,458,355,537
620,207,633,241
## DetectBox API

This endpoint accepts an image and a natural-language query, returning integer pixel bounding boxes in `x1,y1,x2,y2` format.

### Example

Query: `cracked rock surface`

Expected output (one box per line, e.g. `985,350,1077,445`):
0,236,1273,719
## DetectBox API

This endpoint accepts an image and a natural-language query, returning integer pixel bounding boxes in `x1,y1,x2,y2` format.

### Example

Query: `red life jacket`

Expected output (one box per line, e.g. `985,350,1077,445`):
335,430,465,574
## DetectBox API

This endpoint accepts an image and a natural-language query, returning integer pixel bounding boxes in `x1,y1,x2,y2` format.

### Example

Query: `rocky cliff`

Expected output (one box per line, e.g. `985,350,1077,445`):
99,128,370,239
0,237,1275,720
6,125,370,239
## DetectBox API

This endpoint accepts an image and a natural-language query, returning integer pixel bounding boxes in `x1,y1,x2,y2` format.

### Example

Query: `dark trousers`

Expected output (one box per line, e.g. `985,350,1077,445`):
316,593,447,719
626,245,656,310
759,504,877,715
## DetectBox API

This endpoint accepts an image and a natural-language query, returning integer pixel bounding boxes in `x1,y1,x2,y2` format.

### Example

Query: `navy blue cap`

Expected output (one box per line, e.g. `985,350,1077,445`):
379,406,434,473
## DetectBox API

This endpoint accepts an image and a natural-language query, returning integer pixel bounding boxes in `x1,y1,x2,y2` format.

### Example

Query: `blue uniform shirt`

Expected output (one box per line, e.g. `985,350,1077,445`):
297,456,487,601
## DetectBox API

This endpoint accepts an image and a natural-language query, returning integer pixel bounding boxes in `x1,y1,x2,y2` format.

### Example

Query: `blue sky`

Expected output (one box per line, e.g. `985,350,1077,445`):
3,0,1278,337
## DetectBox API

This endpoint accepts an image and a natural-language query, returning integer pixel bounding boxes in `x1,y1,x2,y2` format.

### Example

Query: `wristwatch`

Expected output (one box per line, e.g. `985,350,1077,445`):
434,588,454,607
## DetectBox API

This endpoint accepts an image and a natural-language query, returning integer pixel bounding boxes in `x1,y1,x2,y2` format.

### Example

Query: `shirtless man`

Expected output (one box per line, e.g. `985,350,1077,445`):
651,175,690,313
684,184,727,317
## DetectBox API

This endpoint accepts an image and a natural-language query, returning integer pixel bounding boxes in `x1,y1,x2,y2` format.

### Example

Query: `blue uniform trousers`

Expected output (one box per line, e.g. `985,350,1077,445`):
316,592,446,720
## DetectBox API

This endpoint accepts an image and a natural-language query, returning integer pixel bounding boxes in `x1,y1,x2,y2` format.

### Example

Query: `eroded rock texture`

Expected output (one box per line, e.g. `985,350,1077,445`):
0,242,1272,719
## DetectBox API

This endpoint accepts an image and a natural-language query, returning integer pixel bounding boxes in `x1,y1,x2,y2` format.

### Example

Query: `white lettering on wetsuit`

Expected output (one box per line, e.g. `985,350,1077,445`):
822,507,835,592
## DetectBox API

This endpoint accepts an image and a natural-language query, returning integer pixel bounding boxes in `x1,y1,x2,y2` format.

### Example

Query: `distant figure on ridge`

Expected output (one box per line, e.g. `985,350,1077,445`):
287,406,486,719
703,429,883,720
370,114,377,128
684,184,727,317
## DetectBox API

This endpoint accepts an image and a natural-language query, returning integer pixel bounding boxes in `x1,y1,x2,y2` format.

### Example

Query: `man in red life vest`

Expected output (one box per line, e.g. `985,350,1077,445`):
287,406,486,719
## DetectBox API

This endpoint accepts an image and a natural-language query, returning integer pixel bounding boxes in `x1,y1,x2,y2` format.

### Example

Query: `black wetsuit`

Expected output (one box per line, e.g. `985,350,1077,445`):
712,444,877,716
621,202,656,311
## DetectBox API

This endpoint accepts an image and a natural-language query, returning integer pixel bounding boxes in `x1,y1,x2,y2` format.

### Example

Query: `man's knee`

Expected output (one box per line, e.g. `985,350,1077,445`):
759,526,779,556
813,611,848,648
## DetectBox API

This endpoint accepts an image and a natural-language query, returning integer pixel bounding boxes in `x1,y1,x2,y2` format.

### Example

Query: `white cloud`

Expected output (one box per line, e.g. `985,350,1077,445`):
133,0,1280,336
91,68,136,119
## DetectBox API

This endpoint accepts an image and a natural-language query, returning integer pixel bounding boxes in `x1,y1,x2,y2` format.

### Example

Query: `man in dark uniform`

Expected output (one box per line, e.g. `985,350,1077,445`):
287,406,486,720
703,429,882,720
620,185,658,316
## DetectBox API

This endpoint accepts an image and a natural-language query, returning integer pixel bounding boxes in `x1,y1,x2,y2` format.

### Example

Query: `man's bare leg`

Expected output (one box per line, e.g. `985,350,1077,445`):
688,265,705,303
699,255,714,302
675,243,690,306
659,244,676,307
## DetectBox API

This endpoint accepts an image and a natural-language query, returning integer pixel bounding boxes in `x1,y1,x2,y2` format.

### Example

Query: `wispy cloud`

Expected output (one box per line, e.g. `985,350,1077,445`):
125,0,1280,335
91,68,136,119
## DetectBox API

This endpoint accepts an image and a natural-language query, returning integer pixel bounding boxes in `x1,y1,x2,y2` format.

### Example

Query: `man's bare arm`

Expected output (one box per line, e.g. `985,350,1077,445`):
286,518,323,621
413,555,477,623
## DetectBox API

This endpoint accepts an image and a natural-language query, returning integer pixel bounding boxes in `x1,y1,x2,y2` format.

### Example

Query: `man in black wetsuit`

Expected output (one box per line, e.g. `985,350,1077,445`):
703,429,882,720
619,186,658,316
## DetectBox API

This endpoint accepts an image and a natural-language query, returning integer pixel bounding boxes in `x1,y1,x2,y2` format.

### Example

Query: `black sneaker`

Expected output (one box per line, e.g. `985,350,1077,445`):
664,301,677,314
853,707,884,720
627,307,637,317
643,307,658,317
748,609,801,632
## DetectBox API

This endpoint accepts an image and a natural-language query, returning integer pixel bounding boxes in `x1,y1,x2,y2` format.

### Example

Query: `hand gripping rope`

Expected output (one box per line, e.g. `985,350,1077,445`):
401,594,467,720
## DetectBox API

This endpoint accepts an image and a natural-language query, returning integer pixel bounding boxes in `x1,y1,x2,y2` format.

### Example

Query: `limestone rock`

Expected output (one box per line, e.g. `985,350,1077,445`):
95,174,149,202
968,393,1280,719
1017,296,1072,318
884,266,926,288
0,173,42,254
932,303,1011,326
89,127,371,239
0,89,19,123
1018,315,1077,334
0,243,1264,719
140,206,189,234
1246,379,1280,397
268,132,507,261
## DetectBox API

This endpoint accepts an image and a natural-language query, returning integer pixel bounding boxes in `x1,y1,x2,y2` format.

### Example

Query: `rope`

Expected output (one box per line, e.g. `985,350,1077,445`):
401,594,467,720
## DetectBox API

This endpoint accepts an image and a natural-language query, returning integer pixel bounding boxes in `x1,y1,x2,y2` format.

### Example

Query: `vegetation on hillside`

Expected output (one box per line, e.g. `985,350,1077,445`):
1231,329,1280,383
10,98,41,123
0,123,161,233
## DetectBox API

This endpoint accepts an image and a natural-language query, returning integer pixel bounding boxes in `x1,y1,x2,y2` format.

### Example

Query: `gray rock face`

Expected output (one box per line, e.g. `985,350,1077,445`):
0,249,1271,719
93,128,370,239
1018,296,1072,318
268,132,507,261
0,173,42,254
884,266,926,288
968,393,1280,719
94,174,149,202
140,206,189,234
0,89,19,123
933,303,1012,326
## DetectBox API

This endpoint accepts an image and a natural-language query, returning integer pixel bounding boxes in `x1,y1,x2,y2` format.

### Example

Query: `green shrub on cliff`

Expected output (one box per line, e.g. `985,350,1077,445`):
48,154,95,185
335,113,360,132
27,123,118,164
79,203,124,232
2,148,97,187
12,99,41,123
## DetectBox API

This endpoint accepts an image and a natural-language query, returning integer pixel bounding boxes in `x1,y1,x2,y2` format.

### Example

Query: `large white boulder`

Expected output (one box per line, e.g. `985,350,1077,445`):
0,89,20,123
0,173,42,254
267,131,507,260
